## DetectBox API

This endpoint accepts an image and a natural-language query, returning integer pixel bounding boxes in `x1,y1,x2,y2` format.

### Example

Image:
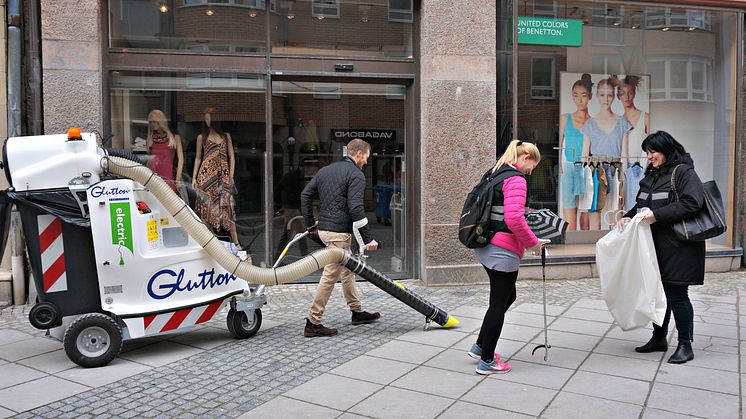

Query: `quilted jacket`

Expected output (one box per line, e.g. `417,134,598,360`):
301,156,374,244
489,166,539,258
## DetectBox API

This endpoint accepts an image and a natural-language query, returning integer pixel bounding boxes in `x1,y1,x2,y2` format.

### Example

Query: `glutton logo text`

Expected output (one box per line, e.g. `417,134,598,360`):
147,268,238,300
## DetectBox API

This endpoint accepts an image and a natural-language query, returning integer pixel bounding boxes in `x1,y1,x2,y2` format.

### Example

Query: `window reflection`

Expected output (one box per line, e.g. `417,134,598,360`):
110,71,268,262
109,0,268,52
271,0,413,57
271,81,408,274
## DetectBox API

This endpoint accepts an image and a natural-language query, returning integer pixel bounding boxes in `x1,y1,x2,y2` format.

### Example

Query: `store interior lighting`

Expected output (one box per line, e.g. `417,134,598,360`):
159,3,168,13
360,5,370,23
286,1,295,20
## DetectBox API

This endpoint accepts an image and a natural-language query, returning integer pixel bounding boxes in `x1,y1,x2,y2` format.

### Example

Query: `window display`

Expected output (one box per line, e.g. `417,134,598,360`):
558,72,650,230
519,1,738,247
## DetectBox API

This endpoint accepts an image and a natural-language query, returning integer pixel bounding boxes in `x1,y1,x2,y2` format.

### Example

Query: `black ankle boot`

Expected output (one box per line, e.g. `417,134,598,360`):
667,341,694,364
634,334,668,353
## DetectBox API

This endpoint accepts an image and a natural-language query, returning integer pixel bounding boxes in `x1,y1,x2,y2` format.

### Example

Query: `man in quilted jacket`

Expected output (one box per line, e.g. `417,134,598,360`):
301,138,380,337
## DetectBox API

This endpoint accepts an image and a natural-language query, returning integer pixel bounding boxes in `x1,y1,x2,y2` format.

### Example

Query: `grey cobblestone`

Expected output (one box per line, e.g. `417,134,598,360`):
4,272,746,417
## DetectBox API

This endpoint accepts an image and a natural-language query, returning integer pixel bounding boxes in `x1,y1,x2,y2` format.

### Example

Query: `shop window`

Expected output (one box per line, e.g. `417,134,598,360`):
531,56,555,100
271,0,413,57
183,0,276,9
591,55,623,75
646,57,712,102
388,0,413,23
110,0,268,51
591,6,624,45
313,83,341,99
644,9,711,31
532,1,556,18
312,0,340,18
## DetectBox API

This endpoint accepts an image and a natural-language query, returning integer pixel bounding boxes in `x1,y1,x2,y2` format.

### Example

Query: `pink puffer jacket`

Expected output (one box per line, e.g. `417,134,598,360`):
489,174,539,258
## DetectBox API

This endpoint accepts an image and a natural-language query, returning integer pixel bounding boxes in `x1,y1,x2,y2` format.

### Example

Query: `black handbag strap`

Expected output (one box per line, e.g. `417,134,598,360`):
670,164,694,202
670,164,682,202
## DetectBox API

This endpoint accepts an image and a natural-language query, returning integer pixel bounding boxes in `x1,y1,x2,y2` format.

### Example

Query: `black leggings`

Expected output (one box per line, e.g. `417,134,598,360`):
653,283,694,343
476,266,519,363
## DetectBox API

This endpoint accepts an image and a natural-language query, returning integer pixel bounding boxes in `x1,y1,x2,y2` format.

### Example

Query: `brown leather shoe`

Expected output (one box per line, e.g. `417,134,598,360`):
351,310,381,325
304,318,338,337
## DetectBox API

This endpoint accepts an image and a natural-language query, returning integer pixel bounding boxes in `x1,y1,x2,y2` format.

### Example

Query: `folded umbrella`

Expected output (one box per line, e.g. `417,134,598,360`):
526,208,568,240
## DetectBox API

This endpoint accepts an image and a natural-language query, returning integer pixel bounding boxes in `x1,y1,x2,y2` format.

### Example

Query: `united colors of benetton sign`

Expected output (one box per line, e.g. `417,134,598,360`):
516,17,583,47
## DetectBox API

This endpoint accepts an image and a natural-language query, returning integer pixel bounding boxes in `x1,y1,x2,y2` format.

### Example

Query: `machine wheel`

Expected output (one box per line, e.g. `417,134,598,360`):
227,308,262,339
29,302,62,329
63,313,123,368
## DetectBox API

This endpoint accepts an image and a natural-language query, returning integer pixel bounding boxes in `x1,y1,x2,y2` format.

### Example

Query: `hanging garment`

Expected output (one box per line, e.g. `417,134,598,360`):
147,131,177,191
595,164,608,213
603,165,622,229
578,164,594,212
572,163,586,196
627,112,648,168
590,166,600,213
194,132,237,232
624,164,645,213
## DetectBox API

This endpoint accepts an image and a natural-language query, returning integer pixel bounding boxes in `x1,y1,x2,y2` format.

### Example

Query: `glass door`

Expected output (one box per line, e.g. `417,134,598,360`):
270,80,410,277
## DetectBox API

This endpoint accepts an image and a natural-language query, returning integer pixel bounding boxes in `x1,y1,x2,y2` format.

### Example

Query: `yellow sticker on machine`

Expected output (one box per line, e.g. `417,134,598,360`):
147,219,159,242
160,218,169,226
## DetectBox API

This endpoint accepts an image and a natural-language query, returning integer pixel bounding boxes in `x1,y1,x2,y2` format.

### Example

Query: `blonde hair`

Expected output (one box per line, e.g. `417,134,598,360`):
493,139,541,173
147,109,176,149
597,75,621,91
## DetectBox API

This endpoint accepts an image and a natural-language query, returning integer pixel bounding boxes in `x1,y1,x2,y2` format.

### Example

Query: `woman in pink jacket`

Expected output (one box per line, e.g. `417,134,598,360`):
468,139,550,375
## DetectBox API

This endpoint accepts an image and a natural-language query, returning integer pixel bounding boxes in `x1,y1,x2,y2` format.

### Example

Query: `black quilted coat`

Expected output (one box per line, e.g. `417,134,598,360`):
301,157,373,244
624,154,705,285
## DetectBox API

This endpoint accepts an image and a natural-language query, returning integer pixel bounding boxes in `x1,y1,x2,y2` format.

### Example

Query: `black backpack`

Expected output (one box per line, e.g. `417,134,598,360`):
458,165,521,248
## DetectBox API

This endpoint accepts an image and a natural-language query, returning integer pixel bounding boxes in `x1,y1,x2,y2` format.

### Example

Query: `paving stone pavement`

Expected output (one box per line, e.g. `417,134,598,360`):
0,271,744,418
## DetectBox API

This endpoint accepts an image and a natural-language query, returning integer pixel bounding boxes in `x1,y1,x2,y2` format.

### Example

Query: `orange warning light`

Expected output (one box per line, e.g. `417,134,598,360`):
67,127,82,140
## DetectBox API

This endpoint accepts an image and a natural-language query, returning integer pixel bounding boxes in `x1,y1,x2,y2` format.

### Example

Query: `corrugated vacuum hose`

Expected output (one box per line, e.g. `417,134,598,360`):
105,154,459,328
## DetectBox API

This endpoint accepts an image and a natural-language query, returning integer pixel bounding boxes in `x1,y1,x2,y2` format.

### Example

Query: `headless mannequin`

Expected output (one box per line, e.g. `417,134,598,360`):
192,111,240,246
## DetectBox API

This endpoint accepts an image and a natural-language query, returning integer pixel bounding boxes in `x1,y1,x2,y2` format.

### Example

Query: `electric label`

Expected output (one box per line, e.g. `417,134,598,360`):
110,202,133,253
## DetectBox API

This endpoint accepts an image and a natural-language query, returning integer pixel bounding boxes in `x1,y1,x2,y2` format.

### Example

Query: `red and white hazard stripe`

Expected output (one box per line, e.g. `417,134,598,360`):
142,300,225,334
38,215,67,293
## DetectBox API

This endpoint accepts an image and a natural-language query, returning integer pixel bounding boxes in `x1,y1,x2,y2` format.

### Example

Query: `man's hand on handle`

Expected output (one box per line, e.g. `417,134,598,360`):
307,221,319,236
365,240,379,251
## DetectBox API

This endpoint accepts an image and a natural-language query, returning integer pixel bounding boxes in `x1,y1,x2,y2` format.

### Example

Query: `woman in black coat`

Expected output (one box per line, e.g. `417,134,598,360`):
616,131,705,364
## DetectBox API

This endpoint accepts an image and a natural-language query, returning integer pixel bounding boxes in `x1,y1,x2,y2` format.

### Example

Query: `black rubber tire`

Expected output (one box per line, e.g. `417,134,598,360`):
63,313,123,368
29,302,62,329
227,308,262,339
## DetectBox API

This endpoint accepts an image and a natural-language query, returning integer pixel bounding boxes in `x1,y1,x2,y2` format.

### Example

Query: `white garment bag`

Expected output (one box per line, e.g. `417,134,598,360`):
596,213,666,331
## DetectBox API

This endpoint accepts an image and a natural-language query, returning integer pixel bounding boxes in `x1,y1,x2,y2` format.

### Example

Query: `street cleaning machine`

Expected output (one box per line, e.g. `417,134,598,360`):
0,129,458,368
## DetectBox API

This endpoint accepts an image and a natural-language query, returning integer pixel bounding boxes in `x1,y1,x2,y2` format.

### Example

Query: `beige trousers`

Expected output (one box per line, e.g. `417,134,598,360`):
308,230,362,324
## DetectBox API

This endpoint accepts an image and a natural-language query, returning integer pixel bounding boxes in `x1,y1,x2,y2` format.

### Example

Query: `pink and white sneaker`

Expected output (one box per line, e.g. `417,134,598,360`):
475,357,511,375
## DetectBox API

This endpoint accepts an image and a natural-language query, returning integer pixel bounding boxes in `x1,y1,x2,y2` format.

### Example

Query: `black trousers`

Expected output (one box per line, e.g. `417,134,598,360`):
653,283,694,343
476,266,519,363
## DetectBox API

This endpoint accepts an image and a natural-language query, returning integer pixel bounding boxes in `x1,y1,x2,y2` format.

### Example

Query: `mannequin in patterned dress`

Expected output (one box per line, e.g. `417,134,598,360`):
146,109,183,191
192,111,240,246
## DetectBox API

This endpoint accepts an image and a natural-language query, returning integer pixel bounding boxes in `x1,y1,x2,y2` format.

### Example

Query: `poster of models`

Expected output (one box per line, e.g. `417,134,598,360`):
557,72,650,231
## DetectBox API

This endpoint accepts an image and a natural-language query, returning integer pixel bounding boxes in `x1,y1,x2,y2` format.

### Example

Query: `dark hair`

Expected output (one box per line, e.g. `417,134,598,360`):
201,112,227,143
572,73,593,96
641,130,688,171
621,75,641,91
